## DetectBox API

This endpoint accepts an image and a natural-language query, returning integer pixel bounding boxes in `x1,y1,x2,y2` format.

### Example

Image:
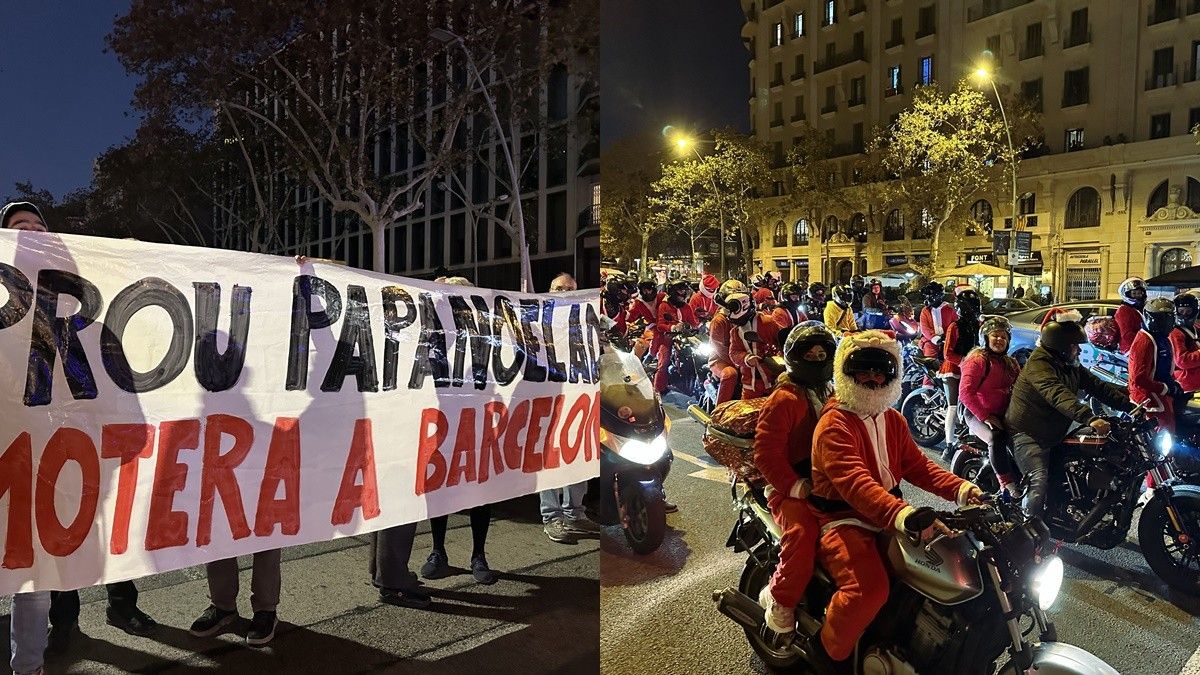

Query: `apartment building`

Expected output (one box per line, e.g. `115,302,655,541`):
744,0,1200,300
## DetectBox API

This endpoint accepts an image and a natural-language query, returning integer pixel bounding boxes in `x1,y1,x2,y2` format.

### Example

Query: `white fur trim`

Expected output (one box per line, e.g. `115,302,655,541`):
957,482,979,506
789,478,812,499
833,330,904,416
894,505,916,533
1055,309,1083,323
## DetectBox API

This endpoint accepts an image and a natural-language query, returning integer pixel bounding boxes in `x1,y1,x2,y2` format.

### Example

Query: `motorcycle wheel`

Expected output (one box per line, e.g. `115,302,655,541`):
901,387,945,449
949,447,999,493
1138,491,1200,596
621,482,666,555
737,555,803,672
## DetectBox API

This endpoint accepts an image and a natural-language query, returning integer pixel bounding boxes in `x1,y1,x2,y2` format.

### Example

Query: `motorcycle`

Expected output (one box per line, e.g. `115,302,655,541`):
951,402,1200,595
598,347,674,555
898,341,924,408
667,325,711,399
900,356,948,448
708,469,1115,674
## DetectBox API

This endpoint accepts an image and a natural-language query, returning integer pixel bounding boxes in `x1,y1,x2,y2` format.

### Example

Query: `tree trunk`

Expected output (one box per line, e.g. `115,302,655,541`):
739,226,754,281
372,223,386,273
640,231,650,280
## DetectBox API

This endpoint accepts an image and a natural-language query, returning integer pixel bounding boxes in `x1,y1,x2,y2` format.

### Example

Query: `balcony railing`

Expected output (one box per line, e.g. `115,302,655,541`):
771,117,785,128
771,77,785,87
1189,0,1200,15
885,35,904,49
916,23,936,38
848,94,866,107
791,113,807,122
1063,27,1091,48
967,0,1034,23
1146,67,1180,89
885,84,905,97
813,45,868,74
848,1,867,17
1019,39,1044,60
791,69,807,81
1062,87,1089,107
1148,1,1180,25
820,102,838,114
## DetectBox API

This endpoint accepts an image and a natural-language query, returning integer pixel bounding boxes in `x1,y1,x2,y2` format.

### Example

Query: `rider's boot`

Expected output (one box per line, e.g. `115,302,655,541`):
757,584,795,636
804,632,853,675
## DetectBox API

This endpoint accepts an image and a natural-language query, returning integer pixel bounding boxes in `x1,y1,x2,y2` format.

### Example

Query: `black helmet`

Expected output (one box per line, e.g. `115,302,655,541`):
1175,292,1199,327
1144,296,1176,334
808,281,827,297
1040,318,1087,354
850,274,865,288
922,282,945,306
842,346,898,384
831,284,854,307
667,279,690,305
783,322,836,386
637,279,659,301
955,289,982,317
868,277,882,291
604,277,629,303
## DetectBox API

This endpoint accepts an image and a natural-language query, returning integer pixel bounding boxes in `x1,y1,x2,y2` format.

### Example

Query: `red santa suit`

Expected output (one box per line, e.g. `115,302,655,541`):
919,302,957,360
709,311,739,404
1128,329,1175,433
728,312,783,399
771,304,809,331
653,300,699,394
602,298,628,337
1114,303,1142,354
689,274,720,323
809,331,973,662
753,376,828,610
628,292,666,349
1171,324,1200,393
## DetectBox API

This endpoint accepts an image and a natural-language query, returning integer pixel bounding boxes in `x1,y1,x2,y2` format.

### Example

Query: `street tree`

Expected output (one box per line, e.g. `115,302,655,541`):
872,79,1039,274
650,157,719,272
706,130,776,278
600,133,663,275
3,181,90,235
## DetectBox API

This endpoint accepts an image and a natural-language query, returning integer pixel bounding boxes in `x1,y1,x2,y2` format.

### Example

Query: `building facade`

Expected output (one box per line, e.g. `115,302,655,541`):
744,0,1200,299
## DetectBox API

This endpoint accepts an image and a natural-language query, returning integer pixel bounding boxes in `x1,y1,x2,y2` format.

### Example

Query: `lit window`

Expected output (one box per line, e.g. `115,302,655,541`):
794,12,805,37
1065,128,1085,152
919,56,934,85
773,22,783,47
824,0,836,26
887,65,901,92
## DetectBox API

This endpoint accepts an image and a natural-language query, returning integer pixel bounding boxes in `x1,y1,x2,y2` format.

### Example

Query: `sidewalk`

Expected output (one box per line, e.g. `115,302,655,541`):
1,495,599,674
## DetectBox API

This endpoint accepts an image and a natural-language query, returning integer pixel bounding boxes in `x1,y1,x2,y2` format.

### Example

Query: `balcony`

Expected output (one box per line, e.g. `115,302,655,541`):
885,84,905,97
966,0,1035,23
771,77,785,87
1019,39,1044,60
885,35,904,49
791,69,807,81
848,94,866,107
1148,1,1180,25
820,102,838,115
1062,27,1091,48
1062,87,1089,107
1146,67,1179,89
791,113,807,122
916,24,936,39
848,1,867,17
1190,0,1200,15
813,45,868,74
829,142,863,157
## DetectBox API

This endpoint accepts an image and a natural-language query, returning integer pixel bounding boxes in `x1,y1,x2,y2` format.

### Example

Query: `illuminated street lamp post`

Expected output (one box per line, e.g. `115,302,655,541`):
974,64,1020,295
670,132,729,279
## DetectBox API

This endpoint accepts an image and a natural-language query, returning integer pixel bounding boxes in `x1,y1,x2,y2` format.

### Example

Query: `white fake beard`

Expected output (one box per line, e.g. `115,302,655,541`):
833,370,904,417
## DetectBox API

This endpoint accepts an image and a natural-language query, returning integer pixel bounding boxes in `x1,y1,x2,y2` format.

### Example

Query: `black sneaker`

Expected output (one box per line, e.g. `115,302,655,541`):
543,518,577,544
246,611,277,646
420,550,451,579
663,500,679,514
379,586,432,609
106,605,156,636
470,554,497,585
189,605,240,637
44,621,80,657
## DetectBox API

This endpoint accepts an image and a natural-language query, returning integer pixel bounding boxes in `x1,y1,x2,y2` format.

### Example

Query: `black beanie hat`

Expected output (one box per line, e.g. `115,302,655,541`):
0,202,45,229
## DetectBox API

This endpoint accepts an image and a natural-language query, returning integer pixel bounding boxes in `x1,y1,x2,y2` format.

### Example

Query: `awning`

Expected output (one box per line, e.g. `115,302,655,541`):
1148,265,1200,287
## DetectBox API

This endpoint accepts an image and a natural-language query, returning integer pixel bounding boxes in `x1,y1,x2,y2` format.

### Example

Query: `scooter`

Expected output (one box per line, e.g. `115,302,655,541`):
598,347,674,554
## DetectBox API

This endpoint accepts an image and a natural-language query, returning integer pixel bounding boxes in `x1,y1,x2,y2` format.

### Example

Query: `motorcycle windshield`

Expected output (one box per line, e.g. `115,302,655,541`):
599,351,660,423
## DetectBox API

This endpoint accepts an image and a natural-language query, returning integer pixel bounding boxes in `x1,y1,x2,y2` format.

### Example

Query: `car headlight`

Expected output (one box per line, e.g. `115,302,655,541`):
694,342,715,357
1032,555,1064,610
618,434,669,465
1158,430,1174,457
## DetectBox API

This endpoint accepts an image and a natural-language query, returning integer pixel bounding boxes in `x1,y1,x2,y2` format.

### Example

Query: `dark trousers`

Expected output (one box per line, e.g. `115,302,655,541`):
369,522,419,592
49,581,138,628
1011,432,1050,520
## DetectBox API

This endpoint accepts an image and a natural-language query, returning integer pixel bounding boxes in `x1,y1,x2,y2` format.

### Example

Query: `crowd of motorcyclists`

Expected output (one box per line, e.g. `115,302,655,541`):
600,268,1200,673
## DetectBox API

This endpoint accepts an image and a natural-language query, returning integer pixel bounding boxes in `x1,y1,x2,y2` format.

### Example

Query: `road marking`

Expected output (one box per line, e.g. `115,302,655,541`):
1181,645,1200,675
689,468,732,484
674,449,719,470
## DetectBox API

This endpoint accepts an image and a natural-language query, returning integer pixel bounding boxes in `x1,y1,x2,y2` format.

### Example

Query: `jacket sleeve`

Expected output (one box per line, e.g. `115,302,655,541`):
1079,364,1134,412
815,416,908,531
919,307,936,340
681,304,699,328
824,303,839,331
771,307,790,328
655,303,674,334
729,326,749,368
1028,358,1098,424
958,353,988,420
1115,306,1140,353
754,388,802,496
1128,335,1168,397
1171,329,1200,368
893,413,967,506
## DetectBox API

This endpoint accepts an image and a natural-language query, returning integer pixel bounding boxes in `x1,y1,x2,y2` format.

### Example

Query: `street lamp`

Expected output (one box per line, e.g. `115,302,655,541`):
974,63,1020,295
432,27,532,292
436,177,510,284
666,128,728,279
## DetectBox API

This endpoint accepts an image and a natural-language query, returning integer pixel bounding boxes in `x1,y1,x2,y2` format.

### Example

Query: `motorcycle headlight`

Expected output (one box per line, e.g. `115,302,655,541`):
618,434,669,465
694,342,715,357
1032,555,1064,611
1158,430,1174,457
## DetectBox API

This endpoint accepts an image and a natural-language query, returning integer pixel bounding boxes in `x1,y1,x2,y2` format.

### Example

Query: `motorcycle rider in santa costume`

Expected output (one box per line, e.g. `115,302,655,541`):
710,279,749,405
1114,276,1148,354
918,282,958,361
728,292,783,400
753,322,837,636
772,282,810,332
1128,297,1181,434
653,280,700,394
1171,293,1200,400
808,330,982,672
689,273,720,323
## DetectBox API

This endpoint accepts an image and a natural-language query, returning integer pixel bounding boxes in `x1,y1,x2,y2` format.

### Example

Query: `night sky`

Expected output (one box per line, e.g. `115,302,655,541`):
601,0,749,146
0,0,136,200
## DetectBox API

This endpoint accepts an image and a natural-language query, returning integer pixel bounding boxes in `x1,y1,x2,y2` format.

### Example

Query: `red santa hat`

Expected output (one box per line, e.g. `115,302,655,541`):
753,287,775,305
699,273,719,298
1039,307,1083,329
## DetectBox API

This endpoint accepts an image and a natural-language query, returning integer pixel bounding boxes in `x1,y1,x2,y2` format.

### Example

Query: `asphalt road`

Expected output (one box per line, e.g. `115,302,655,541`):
1,495,598,675
600,394,1200,675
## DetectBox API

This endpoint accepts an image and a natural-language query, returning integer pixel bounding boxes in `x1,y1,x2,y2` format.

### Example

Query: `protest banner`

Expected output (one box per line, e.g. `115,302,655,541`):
0,231,600,593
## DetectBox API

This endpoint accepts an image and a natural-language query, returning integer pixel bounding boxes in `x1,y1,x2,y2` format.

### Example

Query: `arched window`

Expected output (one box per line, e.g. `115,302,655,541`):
822,215,839,242
847,213,867,242
1148,180,1169,217
1161,248,1192,275
912,208,934,240
883,209,905,241
793,218,810,245
1188,177,1200,213
969,199,992,236
1065,187,1100,229
773,221,788,247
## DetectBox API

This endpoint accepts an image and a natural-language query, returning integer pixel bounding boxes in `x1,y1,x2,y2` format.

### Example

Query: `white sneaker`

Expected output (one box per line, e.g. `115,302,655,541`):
758,584,795,634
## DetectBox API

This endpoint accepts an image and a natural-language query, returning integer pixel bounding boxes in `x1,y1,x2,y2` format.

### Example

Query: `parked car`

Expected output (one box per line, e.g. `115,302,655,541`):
983,297,1040,314
1005,300,1121,366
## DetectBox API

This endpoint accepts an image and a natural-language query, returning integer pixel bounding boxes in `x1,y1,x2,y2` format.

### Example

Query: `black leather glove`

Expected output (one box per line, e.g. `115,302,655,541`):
903,506,937,535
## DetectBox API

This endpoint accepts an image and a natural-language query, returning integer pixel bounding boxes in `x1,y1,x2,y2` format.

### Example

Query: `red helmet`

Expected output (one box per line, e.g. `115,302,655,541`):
1084,315,1119,351
752,287,776,306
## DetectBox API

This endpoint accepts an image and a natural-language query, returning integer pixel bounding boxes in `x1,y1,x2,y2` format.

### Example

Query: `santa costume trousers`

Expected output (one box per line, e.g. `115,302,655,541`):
766,494,819,608
710,363,739,404
817,524,889,662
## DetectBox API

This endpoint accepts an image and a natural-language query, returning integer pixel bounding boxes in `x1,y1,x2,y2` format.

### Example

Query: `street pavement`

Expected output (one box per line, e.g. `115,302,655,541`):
1,495,598,675
600,393,1200,675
